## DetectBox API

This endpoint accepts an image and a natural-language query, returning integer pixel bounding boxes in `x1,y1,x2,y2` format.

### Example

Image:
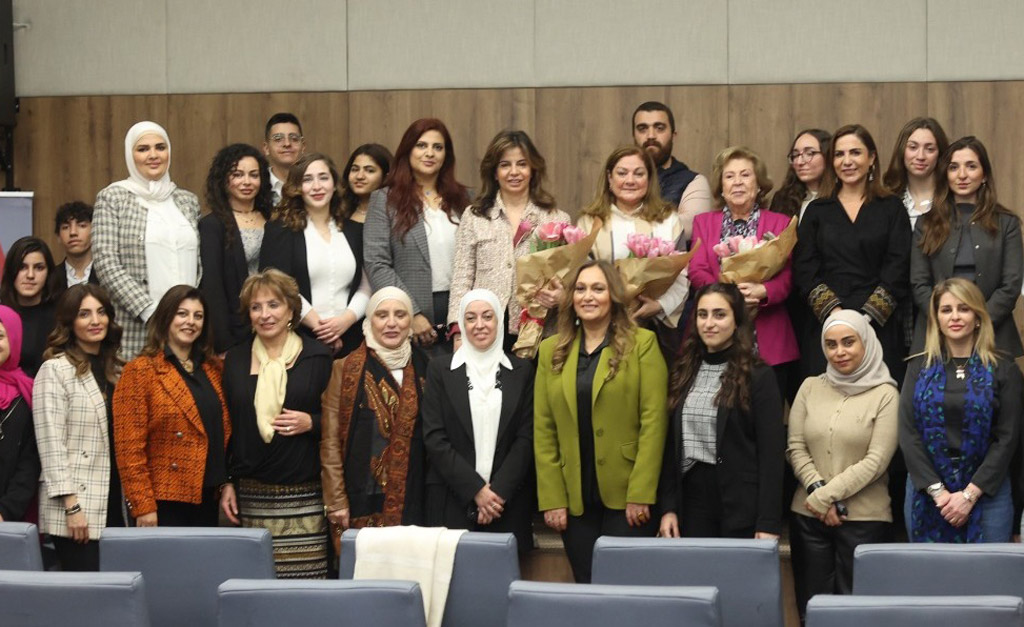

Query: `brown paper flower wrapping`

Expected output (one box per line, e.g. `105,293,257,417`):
614,241,699,328
511,219,603,359
718,216,798,284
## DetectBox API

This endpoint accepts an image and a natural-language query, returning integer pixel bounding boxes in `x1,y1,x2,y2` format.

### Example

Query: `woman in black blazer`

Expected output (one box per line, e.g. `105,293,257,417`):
260,153,370,358
659,282,785,539
909,136,1022,357
199,144,273,354
422,288,535,551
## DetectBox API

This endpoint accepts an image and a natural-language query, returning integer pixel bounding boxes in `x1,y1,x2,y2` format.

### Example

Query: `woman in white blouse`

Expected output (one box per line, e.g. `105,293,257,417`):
260,153,370,357
93,121,201,359
576,146,689,357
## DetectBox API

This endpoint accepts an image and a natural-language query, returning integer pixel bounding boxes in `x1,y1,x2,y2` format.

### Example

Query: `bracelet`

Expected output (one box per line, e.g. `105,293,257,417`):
962,488,977,503
64,503,82,516
926,482,946,498
807,481,827,495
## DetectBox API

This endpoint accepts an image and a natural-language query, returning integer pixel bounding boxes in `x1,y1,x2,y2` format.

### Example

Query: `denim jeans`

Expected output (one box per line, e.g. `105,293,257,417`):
905,476,1013,542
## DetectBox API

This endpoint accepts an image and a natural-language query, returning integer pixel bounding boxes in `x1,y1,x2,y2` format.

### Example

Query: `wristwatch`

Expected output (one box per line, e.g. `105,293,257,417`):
961,487,977,503
926,482,945,498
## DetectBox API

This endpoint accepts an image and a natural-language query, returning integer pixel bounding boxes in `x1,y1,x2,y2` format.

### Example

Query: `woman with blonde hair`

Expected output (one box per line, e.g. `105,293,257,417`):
534,259,668,582
900,278,1021,542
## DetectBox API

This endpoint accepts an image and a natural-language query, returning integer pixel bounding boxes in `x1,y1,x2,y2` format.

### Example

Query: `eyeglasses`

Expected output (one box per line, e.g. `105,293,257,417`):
269,133,303,144
788,149,821,163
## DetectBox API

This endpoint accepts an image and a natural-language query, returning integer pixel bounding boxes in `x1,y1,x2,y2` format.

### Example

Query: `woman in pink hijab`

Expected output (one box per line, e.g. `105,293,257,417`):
0,305,40,522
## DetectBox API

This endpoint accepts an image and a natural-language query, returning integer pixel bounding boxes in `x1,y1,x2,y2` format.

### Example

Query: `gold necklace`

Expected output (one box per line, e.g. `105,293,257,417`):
951,357,969,380
181,358,195,374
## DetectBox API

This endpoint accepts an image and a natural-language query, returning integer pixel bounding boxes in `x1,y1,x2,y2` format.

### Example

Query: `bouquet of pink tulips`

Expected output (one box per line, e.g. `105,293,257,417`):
716,217,798,284
615,234,698,319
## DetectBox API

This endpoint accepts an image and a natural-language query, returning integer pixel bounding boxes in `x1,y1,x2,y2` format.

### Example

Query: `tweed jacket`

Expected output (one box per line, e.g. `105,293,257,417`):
113,354,230,517
364,187,454,322
447,197,570,333
909,210,1023,355
534,328,668,516
33,355,119,538
93,185,202,359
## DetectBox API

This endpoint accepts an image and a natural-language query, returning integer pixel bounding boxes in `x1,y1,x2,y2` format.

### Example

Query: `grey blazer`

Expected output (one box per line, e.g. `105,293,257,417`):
364,187,438,322
910,209,1023,355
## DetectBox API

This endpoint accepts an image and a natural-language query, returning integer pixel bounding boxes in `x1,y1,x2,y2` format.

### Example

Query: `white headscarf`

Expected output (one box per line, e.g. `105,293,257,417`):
361,287,413,370
452,289,512,483
821,310,896,396
111,121,177,203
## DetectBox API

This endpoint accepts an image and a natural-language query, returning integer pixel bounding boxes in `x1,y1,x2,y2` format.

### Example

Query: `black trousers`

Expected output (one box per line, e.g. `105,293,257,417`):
53,496,126,572
155,487,220,527
562,502,657,583
679,462,755,538
790,513,892,617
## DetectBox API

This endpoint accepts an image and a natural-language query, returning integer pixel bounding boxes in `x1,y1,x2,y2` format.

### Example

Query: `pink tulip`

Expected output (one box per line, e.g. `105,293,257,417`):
537,221,567,243
562,225,586,244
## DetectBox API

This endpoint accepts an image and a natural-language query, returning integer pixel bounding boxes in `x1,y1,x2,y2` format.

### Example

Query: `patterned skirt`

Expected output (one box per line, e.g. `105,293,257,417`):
236,478,328,579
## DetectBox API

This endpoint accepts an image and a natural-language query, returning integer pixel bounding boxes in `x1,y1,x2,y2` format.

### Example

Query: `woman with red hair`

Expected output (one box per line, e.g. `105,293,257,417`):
364,118,471,355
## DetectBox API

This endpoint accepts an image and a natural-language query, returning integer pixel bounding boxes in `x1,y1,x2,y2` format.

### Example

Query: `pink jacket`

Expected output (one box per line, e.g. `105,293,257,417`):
690,209,799,366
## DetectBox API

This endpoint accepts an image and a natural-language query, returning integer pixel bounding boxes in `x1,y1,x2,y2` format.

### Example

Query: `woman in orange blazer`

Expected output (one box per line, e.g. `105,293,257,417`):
114,285,230,526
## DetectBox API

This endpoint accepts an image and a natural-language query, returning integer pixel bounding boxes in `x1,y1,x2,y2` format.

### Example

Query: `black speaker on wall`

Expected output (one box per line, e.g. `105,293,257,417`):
0,0,15,128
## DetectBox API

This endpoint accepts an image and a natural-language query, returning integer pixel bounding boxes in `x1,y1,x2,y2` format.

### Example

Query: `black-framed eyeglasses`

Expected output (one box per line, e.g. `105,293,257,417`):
788,149,821,163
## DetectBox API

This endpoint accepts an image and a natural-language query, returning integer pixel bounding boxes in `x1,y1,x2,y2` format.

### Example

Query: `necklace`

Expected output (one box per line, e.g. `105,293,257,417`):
181,358,195,374
0,397,22,441
951,357,969,380
233,210,260,226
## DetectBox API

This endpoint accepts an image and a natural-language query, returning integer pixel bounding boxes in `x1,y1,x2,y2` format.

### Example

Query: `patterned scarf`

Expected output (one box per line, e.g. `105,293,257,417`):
910,355,993,543
719,205,761,241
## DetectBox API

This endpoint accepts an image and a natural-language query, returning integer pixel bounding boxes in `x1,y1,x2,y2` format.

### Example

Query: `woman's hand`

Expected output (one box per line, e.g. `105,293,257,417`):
543,507,567,531
625,502,651,527
737,282,767,305
821,505,843,527
631,295,663,320
220,484,240,525
137,512,158,527
411,314,436,347
754,531,780,540
327,508,350,534
66,510,89,544
940,487,977,528
658,512,680,538
273,408,313,436
536,278,564,309
315,312,356,345
474,484,505,526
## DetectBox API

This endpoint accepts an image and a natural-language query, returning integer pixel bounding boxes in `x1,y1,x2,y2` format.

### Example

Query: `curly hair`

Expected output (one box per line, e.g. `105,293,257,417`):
881,117,949,195
470,130,556,218
385,118,469,242
768,129,831,218
579,146,673,224
710,146,775,210
43,284,124,384
1,236,57,310
340,143,393,220
205,143,274,246
272,153,346,232
668,283,759,412
549,259,636,382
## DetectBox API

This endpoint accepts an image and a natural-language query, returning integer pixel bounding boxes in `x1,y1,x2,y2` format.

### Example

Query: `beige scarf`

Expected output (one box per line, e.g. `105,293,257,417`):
252,331,304,443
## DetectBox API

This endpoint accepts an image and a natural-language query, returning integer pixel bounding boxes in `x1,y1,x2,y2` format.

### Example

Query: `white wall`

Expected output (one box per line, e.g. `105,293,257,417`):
12,0,1024,96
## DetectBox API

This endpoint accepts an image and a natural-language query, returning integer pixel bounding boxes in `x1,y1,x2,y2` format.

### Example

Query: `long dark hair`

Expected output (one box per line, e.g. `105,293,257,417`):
769,129,831,218
470,130,556,217
43,284,124,383
1,236,57,309
385,118,469,241
882,117,949,194
340,143,393,220
918,136,1012,256
273,153,346,232
140,285,214,361
204,143,274,246
668,283,759,412
818,124,891,202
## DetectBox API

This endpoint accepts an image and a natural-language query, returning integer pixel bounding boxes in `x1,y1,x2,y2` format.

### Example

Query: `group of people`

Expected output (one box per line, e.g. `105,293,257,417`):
0,103,1020,619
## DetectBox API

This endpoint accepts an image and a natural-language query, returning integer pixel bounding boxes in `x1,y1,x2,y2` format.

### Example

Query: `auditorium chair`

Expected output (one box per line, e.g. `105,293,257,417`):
0,570,150,626
99,527,274,627
0,521,42,570
591,536,783,627
218,579,426,627
507,581,722,627
853,543,1024,597
806,594,1024,627
338,528,519,627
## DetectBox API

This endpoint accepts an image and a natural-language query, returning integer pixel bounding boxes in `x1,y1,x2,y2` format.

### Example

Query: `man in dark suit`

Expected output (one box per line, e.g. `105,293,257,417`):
50,201,99,296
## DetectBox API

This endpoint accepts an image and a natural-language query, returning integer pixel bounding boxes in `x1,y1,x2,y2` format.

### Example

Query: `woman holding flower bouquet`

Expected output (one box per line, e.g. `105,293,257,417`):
690,146,799,397
448,130,569,351
577,146,690,359
535,259,668,583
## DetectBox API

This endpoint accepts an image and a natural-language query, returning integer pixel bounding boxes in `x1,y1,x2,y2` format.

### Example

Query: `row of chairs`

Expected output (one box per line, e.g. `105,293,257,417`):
3,521,1024,626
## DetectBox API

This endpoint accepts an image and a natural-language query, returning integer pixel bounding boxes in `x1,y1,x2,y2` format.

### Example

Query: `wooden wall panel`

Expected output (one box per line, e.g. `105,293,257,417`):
12,81,1024,257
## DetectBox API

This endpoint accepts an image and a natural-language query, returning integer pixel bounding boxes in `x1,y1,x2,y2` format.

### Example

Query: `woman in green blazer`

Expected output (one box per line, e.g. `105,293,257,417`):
534,259,668,583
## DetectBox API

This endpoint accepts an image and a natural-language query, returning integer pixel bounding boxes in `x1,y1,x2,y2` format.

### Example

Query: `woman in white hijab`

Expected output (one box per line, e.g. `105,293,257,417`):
786,309,899,619
421,288,536,550
93,121,202,359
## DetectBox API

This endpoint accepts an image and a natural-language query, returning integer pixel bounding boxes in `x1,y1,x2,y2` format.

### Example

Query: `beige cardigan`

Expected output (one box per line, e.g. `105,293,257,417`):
787,375,899,522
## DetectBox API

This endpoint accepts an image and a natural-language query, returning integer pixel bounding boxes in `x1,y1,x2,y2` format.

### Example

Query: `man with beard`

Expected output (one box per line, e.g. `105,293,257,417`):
632,101,711,242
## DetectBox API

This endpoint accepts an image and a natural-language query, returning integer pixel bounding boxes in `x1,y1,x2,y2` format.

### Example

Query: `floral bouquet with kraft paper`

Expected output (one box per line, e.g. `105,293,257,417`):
713,216,798,284
614,233,698,327
512,219,601,359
